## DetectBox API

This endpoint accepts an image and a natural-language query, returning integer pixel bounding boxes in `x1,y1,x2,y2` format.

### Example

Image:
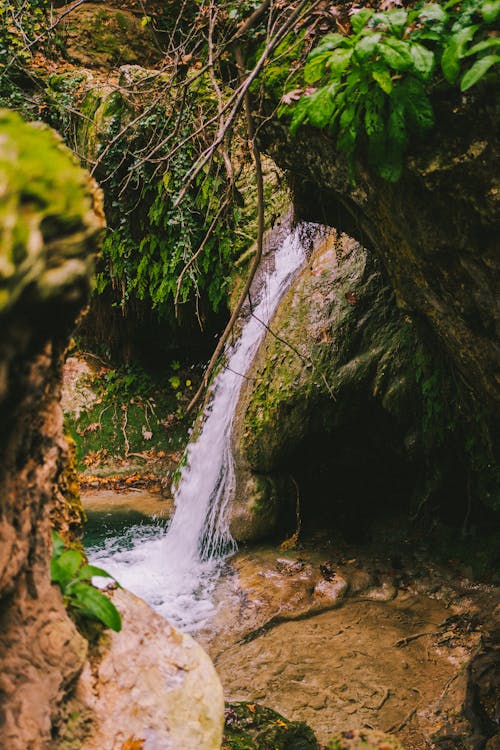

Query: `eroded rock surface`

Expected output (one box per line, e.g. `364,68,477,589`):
0,110,104,748
76,588,225,750
203,543,499,750
230,233,424,541
259,88,499,414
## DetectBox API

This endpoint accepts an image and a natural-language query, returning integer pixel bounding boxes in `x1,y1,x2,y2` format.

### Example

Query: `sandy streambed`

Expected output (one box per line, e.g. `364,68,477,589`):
199,545,499,750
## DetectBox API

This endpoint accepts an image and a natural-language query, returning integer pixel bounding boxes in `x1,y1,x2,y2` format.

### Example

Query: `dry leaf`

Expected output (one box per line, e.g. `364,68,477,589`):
121,738,145,750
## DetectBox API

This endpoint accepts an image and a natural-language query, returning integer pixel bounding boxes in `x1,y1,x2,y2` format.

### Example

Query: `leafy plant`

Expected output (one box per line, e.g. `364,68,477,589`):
282,0,500,181
90,92,240,322
0,0,51,113
51,531,122,632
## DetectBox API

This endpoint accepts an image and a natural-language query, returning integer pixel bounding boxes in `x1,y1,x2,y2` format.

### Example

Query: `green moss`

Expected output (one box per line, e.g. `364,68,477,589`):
0,109,99,313
64,363,190,472
223,702,318,750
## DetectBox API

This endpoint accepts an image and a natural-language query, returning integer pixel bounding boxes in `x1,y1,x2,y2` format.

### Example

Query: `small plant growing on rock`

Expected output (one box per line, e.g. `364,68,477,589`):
50,531,122,631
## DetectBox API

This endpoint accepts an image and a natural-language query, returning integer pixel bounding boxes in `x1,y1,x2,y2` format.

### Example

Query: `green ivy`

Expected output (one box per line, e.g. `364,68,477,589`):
86,90,242,322
51,531,122,631
0,0,51,113
282,0,500,181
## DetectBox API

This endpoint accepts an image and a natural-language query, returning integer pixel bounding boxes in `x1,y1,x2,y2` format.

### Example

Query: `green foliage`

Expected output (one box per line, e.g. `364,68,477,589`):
51,531,122,631
282,0,500,181
0,0,51,112
65,361,193,470
86,90,241,322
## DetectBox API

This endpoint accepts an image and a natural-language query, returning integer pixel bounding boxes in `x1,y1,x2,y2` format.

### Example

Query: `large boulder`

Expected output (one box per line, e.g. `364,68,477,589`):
75,589,225,750
0,110,104,748
229,233,423,541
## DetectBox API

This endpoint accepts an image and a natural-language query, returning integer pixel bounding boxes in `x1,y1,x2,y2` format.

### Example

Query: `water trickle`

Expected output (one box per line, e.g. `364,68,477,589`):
87,223,312,631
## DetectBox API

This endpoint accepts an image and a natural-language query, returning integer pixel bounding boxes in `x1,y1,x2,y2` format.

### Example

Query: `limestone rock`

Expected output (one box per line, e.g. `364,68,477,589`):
313,575,348,606
260,87,499,415
230,233,422,541
77,588,225,750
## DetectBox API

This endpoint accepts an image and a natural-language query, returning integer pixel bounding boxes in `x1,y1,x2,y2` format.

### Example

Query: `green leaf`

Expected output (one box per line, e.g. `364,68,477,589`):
169,375,181,389
409,43,435,79
289,95,310,136
418,3,448,24
350,9,374,34
354,33,381,61
482,1,500,23
77,564,116,581
383,8,409,32
51,549,83,589
71,582,122,632
399,78,435,133
311,32,349,55
328,47,354,76
380,39,413,71
376,141,404,182
305,84,338,129
304,50,331,83
460,54,500,89
465,37,500,57
372,66,393,94
441,25,479,83
51,530,65,557
388,108,407,148
364,89,385,137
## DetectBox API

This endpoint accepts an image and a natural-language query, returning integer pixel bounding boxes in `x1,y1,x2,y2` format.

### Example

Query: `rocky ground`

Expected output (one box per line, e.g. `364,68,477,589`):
197,535,499,750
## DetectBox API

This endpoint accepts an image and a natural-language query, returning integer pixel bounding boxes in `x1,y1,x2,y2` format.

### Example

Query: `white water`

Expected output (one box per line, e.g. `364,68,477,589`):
87,225,308,631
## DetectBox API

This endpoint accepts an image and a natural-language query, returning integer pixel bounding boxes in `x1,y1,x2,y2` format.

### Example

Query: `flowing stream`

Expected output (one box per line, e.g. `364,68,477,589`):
87,223,310,630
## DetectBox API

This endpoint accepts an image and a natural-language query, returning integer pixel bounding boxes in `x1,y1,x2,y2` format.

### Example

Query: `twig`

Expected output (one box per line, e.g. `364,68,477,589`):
394,630,441,648
385,702,421,734
121,407,130,457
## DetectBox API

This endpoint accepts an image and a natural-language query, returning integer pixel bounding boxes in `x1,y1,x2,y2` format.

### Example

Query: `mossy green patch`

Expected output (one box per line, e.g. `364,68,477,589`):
0,109,100,313
223,702,318,750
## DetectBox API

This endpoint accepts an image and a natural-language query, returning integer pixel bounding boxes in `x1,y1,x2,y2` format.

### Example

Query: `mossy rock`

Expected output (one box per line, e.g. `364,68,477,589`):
223,702,318,750
0,109,103,317
59,3,162,69
327,728,406,749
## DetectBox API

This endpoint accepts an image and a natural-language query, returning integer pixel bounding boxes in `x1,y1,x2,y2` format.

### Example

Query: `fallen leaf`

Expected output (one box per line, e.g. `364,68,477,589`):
121,738,145,750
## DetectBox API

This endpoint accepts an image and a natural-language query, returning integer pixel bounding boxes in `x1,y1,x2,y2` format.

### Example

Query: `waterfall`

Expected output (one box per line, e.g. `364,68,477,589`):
87,222,311,631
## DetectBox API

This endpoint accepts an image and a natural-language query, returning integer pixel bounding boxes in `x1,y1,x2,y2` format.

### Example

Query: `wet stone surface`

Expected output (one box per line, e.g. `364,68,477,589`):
197,542,499,750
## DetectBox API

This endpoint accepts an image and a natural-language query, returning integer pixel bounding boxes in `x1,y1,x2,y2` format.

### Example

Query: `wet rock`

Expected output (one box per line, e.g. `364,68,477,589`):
313,575,348,606
230,233,425,542
77,588,225,750
50,433,86,547
223,701,318,750
276,558,307,575
326,729,406,749
362,581,398,602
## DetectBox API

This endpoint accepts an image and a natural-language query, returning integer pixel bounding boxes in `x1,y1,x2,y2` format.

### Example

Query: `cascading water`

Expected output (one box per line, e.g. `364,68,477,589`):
87,223,311,631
